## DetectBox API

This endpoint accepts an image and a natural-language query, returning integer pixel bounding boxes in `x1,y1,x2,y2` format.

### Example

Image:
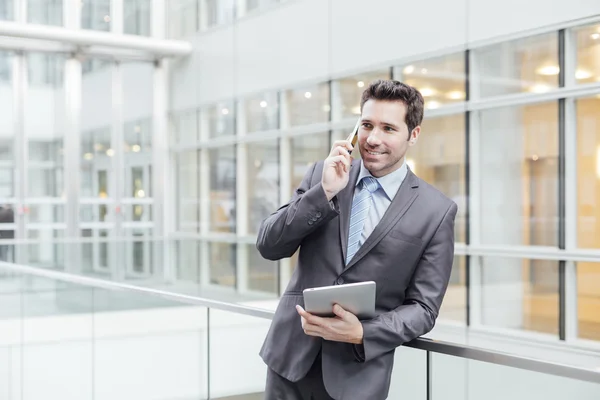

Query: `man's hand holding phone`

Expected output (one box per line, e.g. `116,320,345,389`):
322,118,360,202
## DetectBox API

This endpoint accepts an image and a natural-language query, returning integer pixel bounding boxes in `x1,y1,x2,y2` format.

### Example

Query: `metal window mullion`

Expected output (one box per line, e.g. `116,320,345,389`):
111,61,124,280
110,0,124,34
13,51,27,251
467,110,482,326
236,100,248,292
558,29,567,341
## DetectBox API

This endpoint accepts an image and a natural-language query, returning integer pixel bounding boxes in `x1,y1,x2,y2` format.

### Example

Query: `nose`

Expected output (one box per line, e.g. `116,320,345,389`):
366,128,383,147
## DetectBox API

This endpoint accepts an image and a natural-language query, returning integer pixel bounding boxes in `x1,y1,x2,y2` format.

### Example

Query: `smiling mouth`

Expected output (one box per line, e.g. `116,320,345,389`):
367,150,384,156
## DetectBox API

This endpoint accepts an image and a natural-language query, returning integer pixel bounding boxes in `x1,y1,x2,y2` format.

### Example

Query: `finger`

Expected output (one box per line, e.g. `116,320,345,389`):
331,141,353,154
329,145,352,158
329,155,350,169
296,305,325,327
333,304,347,319
303,323,325,336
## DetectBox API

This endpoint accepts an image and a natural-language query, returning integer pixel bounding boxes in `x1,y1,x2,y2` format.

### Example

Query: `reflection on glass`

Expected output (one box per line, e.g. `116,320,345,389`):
480,256,559,336
247,140,279,234
206,102,235,138
413,114,465,242
209,242,236,287
479,102,558,246
290,132,329,191
398,52,465,109
28,0,62,26
168,0,198,38
203,0,235,29
284,83,330,127
574,24,600,85
334,70,390,120
473,33,558,98
576,262,600,341
209,146,236,232
27,53,65,199
81,0,111,31
247,244,278,294
178,151,200,232
245,92,279,133
124,0,151,36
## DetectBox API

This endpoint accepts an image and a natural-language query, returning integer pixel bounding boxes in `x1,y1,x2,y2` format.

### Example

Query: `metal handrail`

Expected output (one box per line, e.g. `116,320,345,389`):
0,261,599,384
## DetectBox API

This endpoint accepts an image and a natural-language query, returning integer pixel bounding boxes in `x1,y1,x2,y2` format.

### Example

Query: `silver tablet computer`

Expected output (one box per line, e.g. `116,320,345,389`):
303,281,376,319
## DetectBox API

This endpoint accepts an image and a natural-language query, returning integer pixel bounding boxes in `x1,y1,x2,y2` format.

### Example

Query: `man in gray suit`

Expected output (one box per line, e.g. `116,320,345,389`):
257,80,458,399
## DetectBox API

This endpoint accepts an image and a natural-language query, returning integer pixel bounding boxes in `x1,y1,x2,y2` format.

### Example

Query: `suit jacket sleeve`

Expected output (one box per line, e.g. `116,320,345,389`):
355,201,458,362
256,161,340,261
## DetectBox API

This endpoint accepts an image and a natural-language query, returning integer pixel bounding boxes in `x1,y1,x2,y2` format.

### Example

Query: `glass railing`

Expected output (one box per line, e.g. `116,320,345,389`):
0,261,598,400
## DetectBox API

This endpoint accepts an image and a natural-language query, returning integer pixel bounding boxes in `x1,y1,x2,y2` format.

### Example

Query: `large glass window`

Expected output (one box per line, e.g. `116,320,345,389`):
172,109,199,145
412,113,466,242
573,24,600,85
209,242,235,287
397,52,466,109
177,150,200,233
202,0,235,30
479,256,559,336
206,102,235,138
168,0,198,39
283,83,330,127
577,262,600,341
28,0,62,26
247,244,278,294
124,0,151,36
333,70,390,120
244,92,279,133
247,140,279,235
82,0,111,31
0,1,13,20
439,256,467,323
290,132,329,192
473,33,558,98
0,52,14,199
209,146,236,233
478,102,559,247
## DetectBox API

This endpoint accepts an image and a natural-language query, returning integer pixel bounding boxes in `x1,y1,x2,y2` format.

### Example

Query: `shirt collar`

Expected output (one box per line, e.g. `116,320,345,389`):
356,159,408,200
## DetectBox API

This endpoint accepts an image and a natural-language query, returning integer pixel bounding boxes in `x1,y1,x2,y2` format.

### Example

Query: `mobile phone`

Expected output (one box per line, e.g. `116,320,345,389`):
345,117,361,155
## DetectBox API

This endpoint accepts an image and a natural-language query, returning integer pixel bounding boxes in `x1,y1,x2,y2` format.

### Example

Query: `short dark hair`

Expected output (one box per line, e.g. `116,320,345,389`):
360,79,424,138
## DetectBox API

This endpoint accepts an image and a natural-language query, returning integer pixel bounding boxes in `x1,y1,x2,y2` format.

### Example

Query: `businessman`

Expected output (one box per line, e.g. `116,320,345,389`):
256,80,458,400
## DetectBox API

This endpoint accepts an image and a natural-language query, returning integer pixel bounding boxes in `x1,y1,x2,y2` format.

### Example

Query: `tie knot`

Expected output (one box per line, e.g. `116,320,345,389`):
361,176,379,193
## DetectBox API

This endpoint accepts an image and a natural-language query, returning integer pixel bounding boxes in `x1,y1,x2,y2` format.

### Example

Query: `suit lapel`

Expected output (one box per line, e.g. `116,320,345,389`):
338,160,361,264
343,169,420,272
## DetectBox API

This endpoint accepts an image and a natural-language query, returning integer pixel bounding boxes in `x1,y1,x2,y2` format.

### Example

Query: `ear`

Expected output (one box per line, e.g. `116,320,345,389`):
408,126,421,146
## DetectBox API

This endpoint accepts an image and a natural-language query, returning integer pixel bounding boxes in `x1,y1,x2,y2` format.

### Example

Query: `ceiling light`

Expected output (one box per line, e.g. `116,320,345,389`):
536,65,560,76
575,69,592,80
591,33,600,40
322,104,331,112
221,108,229,115
532,154,539,161
304,92,312,99
260,101,267,108
104,15,111,23
83,153,93,160
427,101,440,109
357,81,364,88
528,84,551,93
421,68,428,74
106,149,114,157
446,90,465,100
136,190,145,198
420,88,436,97
403,65,415,74
132,145,141,152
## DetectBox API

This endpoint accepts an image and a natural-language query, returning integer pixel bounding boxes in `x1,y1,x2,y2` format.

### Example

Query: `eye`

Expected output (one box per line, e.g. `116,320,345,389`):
384,126,395,132
362,123,373,129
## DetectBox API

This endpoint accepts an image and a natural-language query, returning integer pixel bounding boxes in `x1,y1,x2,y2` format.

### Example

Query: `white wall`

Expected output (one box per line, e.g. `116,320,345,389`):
169,0,600,111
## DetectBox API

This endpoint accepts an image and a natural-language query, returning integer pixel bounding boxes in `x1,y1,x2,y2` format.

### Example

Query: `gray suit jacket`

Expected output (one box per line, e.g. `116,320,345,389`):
257,159,457,400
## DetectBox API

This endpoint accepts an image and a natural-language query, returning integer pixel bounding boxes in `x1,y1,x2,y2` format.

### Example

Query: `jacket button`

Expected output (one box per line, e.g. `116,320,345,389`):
336,277,344,285
308,220,314,225
316,211,322,218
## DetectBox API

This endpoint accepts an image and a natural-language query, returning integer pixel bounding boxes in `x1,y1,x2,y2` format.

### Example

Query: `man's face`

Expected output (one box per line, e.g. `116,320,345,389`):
357,99,420,178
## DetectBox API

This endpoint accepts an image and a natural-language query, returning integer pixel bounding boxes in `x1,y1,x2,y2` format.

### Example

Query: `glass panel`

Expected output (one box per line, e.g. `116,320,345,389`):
209,146,236,233
411,113,466,242
388,347,427,399
573,23,600,85
124,204,152,223
333,69,390,120
577,262,600,341
203,0,235,29
208,310,270,398
473,33,558,98
206,102,235,138
173,109,199,145
0,52,14,199
92,289,207,399
284,82,330,127
25,230,65,268
28,0,62,25
168,0,198,38
247,140,279,235
479,102,559,246
82,0,111,31
290,132,330,192
397,52,466,109
576,96,600,249
175,239,201,285
178,150,200,232
245,92,279,133
27,204,64,223
209,242,236,287
247,244,278,294
478,256,559,336
439,256,467,323
124,0,151,36
0,1,13,20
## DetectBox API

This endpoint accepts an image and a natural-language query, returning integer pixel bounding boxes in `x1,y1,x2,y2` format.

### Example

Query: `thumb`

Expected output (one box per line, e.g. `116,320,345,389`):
333,304,347,319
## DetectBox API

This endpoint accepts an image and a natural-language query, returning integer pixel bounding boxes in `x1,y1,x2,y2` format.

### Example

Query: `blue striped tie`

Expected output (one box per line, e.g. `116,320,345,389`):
346,176,379,265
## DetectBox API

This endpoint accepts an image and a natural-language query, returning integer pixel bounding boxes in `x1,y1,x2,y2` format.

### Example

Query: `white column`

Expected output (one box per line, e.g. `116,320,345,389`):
110,62,125,279
12,52,26,261
278,136,292,294
110,0,123,33
236,100,249,292
199,110,210,285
